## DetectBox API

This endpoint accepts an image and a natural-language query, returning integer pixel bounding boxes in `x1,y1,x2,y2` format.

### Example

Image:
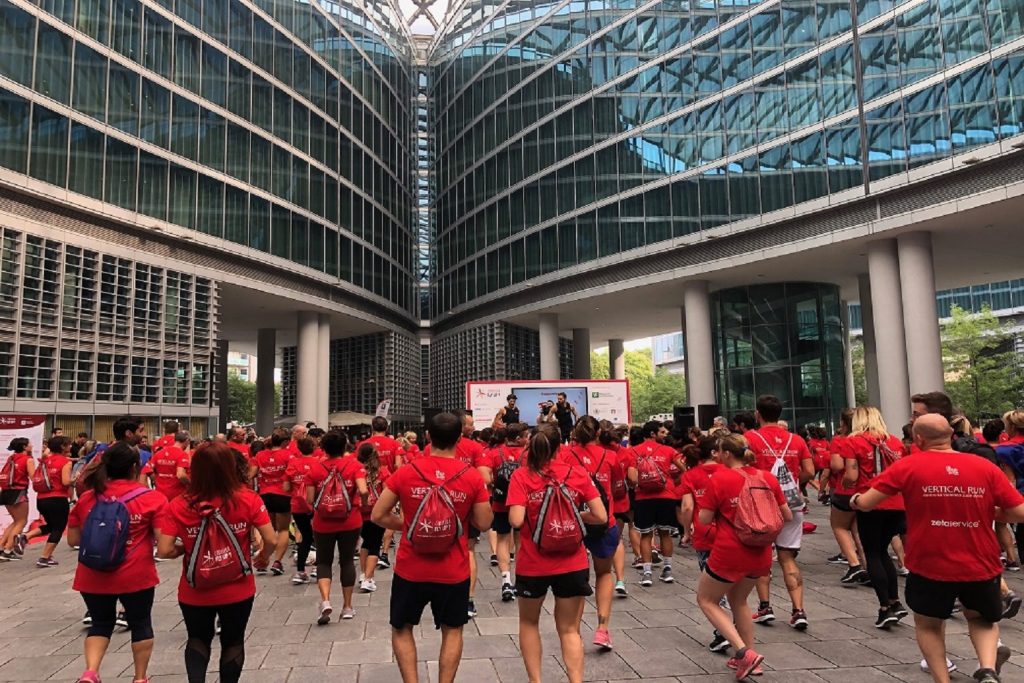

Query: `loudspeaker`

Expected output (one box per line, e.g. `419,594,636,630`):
697,404,721,431
673,405,695,430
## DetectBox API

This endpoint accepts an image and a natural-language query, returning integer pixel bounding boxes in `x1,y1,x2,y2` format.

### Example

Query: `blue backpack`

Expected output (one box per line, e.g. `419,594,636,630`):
997,443,1024,494
78,488,151,571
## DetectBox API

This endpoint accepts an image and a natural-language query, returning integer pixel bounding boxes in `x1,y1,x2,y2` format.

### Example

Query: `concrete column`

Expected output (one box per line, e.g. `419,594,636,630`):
296,311,319,424
841,302,857,408
538,313,560,379
867,240,911,431
256,328,276,435
857,274,881,408
680,308,691,403
608,339,626,380
317,314,331,429
572,328,591,380
897,232,944,395
216,339,229,434
683,280,716,406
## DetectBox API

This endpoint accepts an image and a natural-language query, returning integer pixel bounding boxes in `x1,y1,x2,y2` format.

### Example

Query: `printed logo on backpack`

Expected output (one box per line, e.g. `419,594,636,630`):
31,460,53,493
405,463,471,554
185,505,252,589
314,467,353,520
751,432,803,510
569,448,609,540
531,475,586,555
733,469,785,547
635,449,667,493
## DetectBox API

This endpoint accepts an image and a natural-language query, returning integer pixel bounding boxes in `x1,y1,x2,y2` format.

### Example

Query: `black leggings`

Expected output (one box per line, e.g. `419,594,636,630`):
293,513,314,572
179,597,254,683
856,509,905,607
314,529,360,586
360,519,385,558
36,496,70,544
81,587,155,642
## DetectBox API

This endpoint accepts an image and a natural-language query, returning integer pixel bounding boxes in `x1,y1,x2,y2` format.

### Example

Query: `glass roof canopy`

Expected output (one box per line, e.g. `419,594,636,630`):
398,0,452,35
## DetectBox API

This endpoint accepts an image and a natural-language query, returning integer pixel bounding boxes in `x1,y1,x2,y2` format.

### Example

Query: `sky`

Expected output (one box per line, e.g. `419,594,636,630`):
397,0,450,34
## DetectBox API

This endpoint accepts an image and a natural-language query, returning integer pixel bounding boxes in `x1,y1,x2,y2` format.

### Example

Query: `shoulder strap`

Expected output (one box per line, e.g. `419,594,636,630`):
114,487,151,505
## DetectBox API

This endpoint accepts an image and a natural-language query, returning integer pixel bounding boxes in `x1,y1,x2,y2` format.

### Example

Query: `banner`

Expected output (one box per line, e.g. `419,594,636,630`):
375,399,392,418
0,415,46,526
466,380,631,425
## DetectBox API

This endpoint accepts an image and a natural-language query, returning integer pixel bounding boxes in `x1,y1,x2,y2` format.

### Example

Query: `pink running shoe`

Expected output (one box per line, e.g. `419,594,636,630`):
77,671,101,683
731,649,765,679
593,628,612,650
727,656,764,676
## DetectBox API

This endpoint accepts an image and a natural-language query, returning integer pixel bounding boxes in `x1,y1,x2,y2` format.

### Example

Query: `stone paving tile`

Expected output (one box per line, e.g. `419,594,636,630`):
0,505,1021,681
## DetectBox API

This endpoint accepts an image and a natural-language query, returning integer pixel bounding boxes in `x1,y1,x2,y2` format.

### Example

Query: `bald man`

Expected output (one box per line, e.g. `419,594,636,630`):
853,414,1024,683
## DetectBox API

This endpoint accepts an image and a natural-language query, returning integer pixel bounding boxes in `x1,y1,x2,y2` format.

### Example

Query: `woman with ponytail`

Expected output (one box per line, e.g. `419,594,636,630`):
67,442,166,683
507,424,606,683
0,437,35,559
31,435,74,567
356,442,390,593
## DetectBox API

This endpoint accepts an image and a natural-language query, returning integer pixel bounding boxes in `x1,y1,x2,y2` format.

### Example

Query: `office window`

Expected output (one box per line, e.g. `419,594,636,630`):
35,24,73,104
17,345,57,399
29,104,69,187
0,91,29,175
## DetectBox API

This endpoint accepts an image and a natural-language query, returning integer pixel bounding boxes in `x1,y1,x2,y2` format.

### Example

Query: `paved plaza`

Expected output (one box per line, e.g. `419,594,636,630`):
0,506,1023,682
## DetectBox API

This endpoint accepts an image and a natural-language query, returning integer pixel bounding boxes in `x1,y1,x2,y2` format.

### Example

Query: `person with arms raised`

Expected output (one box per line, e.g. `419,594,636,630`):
853,414,1024,683
371,412,492,683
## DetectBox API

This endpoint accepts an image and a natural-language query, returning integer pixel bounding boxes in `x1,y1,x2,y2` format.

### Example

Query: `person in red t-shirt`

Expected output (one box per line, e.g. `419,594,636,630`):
226,426,251,462
508,422,605,683
150,431,192,501
599,421,633,595
0,437,35,559
624,420,684,586
558,416,620,650
30,435,74,567
478,423,527,604
305,431,368,624
157,442,274,683
745,395,814,630
356,417,404,572
827,408,868,580
355,442,391,593
842,406,909,628
854,415,1024,683
283,436,322,584
68,442,167,683
371,412,491,683
253,428,294,576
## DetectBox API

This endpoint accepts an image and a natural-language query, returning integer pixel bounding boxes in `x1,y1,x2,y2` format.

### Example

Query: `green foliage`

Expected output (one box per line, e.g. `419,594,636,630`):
592,348,687,421
227,374,256,424
851,339,868,407
942,305,1024,422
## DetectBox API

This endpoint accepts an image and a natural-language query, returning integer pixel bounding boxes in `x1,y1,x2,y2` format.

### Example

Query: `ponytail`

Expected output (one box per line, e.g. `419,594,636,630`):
83,442,140,494
527,424,561,472
357,443,380,481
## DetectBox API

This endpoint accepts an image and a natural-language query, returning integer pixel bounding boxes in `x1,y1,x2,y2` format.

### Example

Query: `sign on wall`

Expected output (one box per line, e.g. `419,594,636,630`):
0,415,46,525
466,380,631,425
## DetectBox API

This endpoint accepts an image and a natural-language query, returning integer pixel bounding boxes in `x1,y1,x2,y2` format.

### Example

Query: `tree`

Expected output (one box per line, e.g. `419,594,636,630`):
591,348,686,420
227,375,256,424
943,305,1024,422
850,339,868,406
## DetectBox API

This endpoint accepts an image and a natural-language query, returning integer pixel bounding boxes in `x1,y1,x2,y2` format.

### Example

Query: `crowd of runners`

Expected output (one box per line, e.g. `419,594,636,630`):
0,389,1023,682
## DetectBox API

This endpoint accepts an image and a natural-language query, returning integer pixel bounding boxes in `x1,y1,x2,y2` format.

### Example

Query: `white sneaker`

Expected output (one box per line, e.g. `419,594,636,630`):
919,658,956,673
365,578,377,592
359,579,376,593
317,601,333,626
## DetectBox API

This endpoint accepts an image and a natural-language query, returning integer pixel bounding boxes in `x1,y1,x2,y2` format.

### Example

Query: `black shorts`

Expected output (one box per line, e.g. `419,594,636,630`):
633,498,678,533
260,493,291,515
390,574,470,630
467,525,481,541
515,569,593,599
613,511,631,525
905,572,1003,623
492,511,512,535
831,493,853,512
0,489,27,506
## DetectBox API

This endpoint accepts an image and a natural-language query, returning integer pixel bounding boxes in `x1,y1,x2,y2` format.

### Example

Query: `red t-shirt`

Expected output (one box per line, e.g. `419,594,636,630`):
404,444,421,462
558,443,616,524
305,457,366,533
157,489,270,606
698,466,786,582
69,480,167,594
152,434,175,453
385,455,488,584
808,438,831,471
830,434,855,494
254,448,292,496
747,425,812,484
1,452,32,489
678,461,724,551
358,435,403,470
621,440,679,501
485,444,526,513
609,443,630,512
35,454,71,499
506,460,600,577
872,450,1024,581
151,446,191,501
227,441,251,461
844,433,906,511
284,455,321,514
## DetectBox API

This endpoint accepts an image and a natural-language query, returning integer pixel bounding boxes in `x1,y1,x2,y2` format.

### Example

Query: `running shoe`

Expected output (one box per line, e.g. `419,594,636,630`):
1002,592,1022,620
467,599,477,618
920,657,956,673
789,609,809,630
14,533,26,555
377,554,391,569
255,567,268,576
317,601,333,625
270,560,284,576
215,618,221,635
593,628,613,650
82,611,92,625
874,607,898,629
0,552,9,562
826,553,849,565
889,601,909,620
997,643,1011,674
973,668,999,683
501,582,515,602
115,612,128,629
309,567,317,579
1004,560,1021,572
6,549,21,560
614,580,628,596
708,632,730,653
639,572,653,587
292,572,312,585
360,579,377,593
752,605,775,624
660,566,674,583
651,549,663,565
895,565,909,577
489,554,498,567
36,556,58,567
726,656,764,676
631,557,644,570
340,607,355,620
76,671,101,683
731,648,765,679
840,566,868,584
